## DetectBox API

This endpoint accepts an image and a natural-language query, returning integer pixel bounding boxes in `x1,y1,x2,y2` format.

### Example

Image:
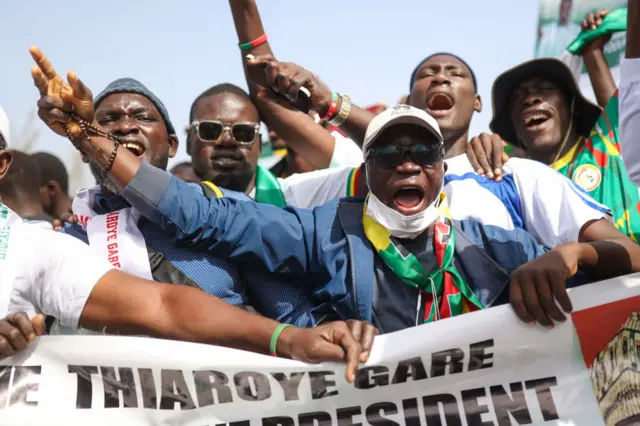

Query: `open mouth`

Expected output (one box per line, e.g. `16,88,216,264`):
393,187,425,210
523,111,552,130
123,142,145,157
427,93,455,111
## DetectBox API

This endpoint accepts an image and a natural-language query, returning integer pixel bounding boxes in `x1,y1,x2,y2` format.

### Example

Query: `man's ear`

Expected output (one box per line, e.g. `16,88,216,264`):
168,134,179,158
0,150,13,180
474,94,482,113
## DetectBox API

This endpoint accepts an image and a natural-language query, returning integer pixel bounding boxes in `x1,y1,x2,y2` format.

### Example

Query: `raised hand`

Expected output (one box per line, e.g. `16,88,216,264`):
582,9,612,51
29,46,94,139
246,55,332,116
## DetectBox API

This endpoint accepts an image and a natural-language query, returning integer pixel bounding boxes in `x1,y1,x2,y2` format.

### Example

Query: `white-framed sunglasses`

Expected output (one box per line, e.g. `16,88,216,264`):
191,120,260,145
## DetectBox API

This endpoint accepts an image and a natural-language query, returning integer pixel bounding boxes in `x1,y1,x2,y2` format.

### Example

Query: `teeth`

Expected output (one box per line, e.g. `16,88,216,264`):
123,142,144,154
525,113,549,126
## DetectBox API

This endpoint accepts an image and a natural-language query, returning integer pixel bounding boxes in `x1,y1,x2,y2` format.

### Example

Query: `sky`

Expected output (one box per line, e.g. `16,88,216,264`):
1,0,542,192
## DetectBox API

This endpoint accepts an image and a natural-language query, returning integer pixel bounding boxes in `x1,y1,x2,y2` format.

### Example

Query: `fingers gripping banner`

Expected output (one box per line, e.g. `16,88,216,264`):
2,274,640,425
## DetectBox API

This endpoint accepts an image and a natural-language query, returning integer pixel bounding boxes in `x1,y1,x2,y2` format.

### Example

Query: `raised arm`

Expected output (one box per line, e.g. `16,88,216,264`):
228,0,335,168
582,10,618,106
228,0,373,152
620,0,640,187
29,47,317,277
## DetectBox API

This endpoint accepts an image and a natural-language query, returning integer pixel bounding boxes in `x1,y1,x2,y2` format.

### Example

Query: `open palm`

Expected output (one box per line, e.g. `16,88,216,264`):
29,46,95,138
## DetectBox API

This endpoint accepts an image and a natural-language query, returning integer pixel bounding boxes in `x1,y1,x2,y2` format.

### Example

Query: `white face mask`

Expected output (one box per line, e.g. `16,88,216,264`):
365,184,443,239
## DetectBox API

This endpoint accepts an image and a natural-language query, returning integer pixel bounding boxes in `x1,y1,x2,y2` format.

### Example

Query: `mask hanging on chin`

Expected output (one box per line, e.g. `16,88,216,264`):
365,183,444,240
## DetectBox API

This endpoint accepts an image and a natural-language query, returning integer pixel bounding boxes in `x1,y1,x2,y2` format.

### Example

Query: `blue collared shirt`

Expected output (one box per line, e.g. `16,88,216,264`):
60,183,315,327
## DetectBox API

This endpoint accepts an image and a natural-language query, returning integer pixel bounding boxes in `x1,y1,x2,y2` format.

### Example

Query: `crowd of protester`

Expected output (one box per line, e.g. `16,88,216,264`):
2,0,640,388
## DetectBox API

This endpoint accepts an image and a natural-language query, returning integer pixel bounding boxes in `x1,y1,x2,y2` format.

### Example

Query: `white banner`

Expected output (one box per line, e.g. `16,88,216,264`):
2,274,640,425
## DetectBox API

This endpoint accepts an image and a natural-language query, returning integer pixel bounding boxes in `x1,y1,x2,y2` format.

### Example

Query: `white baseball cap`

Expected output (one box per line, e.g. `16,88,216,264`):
0,105,9,147
362,104,443,157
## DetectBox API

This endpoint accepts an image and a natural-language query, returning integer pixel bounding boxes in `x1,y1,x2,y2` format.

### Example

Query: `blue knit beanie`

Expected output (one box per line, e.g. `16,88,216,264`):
409,52,477,93
94,78,176,135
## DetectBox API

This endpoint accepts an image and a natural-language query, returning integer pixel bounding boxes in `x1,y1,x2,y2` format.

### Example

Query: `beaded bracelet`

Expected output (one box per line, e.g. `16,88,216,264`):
322,92,339,121
239,33,268,51
269,323,293,357
62,115,120,180
330,94,352,127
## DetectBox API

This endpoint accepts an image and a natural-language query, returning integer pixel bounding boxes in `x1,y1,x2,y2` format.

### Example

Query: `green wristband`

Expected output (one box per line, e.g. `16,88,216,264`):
269,324,293,356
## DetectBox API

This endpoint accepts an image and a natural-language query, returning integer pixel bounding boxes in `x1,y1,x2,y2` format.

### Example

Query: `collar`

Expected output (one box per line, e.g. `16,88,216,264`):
550,136,584,171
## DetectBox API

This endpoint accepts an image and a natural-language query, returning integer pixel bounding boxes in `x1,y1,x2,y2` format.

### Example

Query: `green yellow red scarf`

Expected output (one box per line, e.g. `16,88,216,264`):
362,193,483,322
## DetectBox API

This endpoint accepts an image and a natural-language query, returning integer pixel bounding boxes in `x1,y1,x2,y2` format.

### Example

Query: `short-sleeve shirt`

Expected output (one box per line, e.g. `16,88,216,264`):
551,92,640,242
0,210,114,328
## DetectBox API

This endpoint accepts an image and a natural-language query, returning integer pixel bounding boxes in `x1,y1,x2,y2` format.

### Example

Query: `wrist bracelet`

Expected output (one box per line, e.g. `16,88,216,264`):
330,94,352,127
322,92,339,121
62,113,120,180
269,323,293,356
239,33,268,51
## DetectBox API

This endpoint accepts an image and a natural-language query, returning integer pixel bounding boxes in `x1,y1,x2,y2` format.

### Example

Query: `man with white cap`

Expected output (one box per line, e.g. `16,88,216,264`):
55,91,639,331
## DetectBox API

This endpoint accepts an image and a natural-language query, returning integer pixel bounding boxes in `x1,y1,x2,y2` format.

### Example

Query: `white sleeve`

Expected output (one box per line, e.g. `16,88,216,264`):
506,158,612,247
20,227,114,328
620,58,640,188
329,132,364,168
280,166,355,209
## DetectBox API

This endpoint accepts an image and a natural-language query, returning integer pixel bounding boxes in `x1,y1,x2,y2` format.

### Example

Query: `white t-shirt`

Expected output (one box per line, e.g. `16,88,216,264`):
444,155,612,247
0,206,113,329
280,166,355,209
276,155,612,248
329,132,364,168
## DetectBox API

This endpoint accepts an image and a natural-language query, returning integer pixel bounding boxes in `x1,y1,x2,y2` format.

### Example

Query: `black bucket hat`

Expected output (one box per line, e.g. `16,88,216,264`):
489,58,601,149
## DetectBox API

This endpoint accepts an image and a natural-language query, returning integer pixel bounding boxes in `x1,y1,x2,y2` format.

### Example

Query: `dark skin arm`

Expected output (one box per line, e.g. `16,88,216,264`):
228,0,335,169
228,0,374,149
582,10,617,107
627,0,640,58
81,270,378,381
512,219,638,328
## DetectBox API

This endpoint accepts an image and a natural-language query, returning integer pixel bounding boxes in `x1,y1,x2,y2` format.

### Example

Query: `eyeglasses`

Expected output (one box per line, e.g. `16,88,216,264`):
191,120,260,145
366,143,444,169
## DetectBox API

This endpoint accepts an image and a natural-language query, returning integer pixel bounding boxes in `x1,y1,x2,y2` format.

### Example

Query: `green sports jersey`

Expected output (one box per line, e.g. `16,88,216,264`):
551,92,640,242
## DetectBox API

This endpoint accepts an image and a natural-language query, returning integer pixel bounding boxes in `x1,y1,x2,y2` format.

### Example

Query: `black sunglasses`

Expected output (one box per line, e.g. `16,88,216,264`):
191,120,260,145
366,143,444,169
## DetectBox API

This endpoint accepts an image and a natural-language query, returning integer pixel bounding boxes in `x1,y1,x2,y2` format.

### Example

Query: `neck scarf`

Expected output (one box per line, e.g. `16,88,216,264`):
362,193,483,322
72,186,152,280
254,165,286,207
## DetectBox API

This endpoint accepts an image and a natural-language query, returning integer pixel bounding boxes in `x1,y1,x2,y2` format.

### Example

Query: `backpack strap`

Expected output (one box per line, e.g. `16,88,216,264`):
199,181,223,198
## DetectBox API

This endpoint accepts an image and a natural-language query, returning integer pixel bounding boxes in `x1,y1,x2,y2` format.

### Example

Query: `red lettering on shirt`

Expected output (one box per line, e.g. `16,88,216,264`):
107,234,117,241
107,243,118,251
